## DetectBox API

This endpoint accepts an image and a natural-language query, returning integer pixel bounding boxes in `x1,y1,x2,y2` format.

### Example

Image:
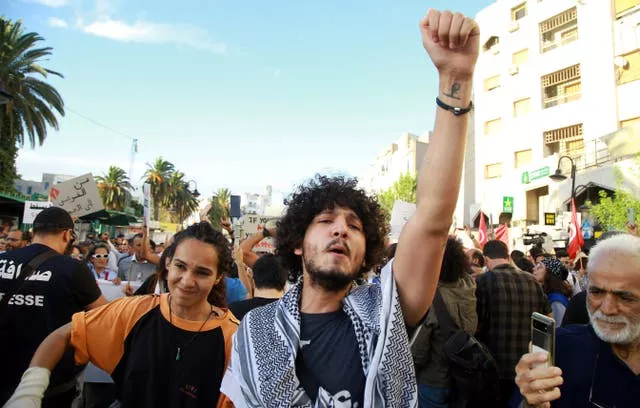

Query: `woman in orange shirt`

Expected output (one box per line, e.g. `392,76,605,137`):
5,222,238,408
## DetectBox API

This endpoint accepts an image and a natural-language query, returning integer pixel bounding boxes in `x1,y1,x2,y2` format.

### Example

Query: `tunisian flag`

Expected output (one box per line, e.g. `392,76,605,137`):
478,212,488,249
567,198,584,259
495,223,510,251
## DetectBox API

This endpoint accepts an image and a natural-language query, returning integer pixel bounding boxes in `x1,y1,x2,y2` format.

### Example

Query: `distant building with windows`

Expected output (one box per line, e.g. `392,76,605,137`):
472,0,640,227
362,127,477,227
242,185,273,215
15,173,75,197
363,132,430,194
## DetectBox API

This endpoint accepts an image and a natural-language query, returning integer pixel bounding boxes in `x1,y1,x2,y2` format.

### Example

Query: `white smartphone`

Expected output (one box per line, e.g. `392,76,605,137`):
531,312,555,368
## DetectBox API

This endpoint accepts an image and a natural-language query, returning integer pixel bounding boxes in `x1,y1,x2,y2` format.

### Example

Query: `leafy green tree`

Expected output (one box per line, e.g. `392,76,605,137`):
588,157,640,230
588,190,640,231
0,18,64,191
95,166,133,211
376,172,418,216
129,200,144,218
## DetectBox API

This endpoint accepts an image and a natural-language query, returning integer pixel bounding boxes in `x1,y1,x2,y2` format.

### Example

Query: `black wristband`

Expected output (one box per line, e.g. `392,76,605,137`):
436,97,473,116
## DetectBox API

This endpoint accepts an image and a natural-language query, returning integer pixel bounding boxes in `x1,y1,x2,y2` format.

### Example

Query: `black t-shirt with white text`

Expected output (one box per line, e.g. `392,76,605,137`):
0,244,102,404
295,309,365,407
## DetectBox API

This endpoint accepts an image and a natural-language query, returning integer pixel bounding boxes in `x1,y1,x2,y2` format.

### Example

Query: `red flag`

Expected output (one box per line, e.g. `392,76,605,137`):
478,212,488,249
49,187,60,201
496,223,509,251
567,198,584,259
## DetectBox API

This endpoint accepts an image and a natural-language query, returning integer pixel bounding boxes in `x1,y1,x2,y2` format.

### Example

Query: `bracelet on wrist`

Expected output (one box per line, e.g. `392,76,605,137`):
436,97,473,116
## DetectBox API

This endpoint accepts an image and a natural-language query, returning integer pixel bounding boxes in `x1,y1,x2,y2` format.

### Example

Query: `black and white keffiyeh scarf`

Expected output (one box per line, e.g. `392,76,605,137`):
221,261,418,407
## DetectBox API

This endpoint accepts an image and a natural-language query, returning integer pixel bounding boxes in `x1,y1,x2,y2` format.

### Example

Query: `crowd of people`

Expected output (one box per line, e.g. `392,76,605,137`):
1,8,639,408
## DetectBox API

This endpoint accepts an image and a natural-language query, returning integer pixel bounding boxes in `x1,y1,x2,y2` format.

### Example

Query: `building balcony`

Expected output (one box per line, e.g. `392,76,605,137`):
541,28,578,53
542,90,581,109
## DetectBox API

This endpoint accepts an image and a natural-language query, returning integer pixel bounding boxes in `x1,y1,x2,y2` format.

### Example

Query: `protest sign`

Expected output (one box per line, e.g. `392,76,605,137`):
22,201,52,224
389,200,416,242
49,174,104,217
241,214,279,253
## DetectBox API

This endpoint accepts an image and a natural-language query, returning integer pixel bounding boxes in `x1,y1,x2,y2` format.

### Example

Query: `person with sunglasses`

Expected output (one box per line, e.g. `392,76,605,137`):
515,233,640,407
0,207,108,407
86,243,122,285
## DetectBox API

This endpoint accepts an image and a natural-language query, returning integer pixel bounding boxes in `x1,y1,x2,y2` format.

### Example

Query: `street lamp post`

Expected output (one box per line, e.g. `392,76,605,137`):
549,155,577,207
186,180,200,198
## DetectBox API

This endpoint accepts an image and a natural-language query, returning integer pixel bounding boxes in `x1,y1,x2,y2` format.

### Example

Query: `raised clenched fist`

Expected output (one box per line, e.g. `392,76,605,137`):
420,9,480,78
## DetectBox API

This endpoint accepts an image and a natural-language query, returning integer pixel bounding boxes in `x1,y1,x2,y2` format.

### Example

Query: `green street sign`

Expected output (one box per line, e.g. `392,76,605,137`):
503,196,514,213
521,166,550,184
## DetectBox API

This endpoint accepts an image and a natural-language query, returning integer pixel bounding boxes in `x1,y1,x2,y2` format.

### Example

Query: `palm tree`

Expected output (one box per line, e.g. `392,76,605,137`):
207,188,231,229
215,188,231,218
0,18,65,191
95,166,133,211
165,171,199,223
143,157,174,220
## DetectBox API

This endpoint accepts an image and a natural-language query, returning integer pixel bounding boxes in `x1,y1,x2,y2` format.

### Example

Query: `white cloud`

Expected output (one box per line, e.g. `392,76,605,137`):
25,0,70,7
80,19,227,54
47,17,69,28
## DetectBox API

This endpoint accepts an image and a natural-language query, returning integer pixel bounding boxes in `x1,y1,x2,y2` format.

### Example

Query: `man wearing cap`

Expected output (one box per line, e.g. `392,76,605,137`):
0,207,107,407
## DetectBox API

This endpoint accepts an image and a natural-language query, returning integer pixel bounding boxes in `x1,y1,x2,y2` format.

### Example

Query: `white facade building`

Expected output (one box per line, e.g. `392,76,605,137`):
15,173,75,197
473,0,640,228
242,185,275,215
363,126,476,227
363,132,430,194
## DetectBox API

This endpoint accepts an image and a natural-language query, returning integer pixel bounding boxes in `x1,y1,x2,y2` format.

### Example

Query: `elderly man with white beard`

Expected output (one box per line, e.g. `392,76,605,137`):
514,233,640,408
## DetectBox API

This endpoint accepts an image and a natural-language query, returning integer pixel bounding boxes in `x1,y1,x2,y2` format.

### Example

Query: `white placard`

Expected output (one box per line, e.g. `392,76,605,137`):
97,280,142,301
49,173,104,217
389,200,416,241
22,201,52,224
241,214,279,253
242,215,279,238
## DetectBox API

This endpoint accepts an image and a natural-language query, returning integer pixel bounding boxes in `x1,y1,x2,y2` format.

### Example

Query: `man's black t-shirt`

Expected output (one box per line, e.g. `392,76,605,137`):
229,297,278,320
0,244,102,404
295,310,365,407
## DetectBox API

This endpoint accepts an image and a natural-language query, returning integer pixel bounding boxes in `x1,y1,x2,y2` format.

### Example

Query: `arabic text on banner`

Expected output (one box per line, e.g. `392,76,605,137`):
49,173,104,217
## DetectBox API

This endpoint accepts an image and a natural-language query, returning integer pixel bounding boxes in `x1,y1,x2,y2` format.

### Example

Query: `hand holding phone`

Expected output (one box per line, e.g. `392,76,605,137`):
531,312,556,369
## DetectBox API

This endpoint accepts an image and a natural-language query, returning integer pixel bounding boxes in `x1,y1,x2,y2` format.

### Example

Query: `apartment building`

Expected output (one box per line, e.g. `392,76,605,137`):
473,0,640,227
363,132,430,194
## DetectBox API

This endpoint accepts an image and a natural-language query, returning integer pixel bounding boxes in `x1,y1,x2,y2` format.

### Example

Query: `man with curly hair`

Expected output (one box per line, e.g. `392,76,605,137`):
222,9,479,407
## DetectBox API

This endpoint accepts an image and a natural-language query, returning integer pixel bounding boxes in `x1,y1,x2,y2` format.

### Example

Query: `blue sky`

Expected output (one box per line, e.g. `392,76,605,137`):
5,0,493,199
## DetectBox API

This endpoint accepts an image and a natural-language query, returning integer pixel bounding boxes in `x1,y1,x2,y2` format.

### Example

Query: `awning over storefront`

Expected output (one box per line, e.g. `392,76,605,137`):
561,182,615,210
0,192,27,221
80,210,139,226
